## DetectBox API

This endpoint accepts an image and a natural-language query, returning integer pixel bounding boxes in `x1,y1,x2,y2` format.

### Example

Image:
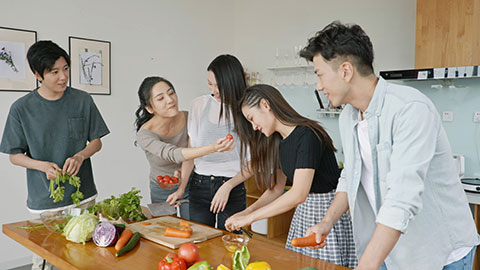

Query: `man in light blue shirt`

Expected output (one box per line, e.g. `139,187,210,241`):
300,21,479,270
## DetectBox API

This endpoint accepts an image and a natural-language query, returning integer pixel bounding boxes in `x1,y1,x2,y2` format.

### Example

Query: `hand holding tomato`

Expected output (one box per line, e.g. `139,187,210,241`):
212,137,234,153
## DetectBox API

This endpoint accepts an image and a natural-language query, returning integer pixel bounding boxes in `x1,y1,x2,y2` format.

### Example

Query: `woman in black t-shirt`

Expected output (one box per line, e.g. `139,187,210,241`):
225,84,356,268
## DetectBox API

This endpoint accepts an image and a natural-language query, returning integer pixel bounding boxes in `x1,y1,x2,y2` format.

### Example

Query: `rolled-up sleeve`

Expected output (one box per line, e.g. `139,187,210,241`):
0,106,27,154
376,102,439,233
136,130,185,163
336,167,348,192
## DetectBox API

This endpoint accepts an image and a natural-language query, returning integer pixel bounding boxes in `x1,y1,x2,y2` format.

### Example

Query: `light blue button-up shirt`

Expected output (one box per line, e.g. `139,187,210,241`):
337,78,479,270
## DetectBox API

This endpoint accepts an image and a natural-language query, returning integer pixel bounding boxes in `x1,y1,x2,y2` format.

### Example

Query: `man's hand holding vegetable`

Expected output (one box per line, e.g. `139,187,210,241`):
62,138,102,176
41,161,62,180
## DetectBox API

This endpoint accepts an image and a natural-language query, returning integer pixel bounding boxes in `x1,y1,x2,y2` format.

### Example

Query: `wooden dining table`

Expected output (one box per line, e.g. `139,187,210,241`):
3,218,351,270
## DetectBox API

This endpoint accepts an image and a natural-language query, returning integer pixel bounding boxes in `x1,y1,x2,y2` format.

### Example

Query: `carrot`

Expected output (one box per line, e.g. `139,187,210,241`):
140,221,151,226
115,229,133,251
291,233,326,247
179,220,190,227
164,227,192,238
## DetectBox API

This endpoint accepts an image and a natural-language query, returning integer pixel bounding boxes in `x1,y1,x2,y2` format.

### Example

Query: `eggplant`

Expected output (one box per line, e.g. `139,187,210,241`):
93,222,120,247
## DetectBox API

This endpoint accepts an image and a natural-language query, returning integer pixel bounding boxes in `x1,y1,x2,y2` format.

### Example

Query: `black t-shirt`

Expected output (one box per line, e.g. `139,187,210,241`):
279,125,340,193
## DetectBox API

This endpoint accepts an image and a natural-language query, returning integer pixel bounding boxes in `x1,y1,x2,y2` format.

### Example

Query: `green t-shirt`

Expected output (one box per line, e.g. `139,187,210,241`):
0,87,110,210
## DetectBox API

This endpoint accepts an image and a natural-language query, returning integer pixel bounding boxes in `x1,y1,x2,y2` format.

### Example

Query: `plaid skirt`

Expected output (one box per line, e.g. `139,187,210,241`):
285,190,358,268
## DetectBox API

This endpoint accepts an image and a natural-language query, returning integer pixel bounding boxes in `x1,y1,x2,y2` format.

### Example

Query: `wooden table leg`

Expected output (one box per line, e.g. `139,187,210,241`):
474,205,480,270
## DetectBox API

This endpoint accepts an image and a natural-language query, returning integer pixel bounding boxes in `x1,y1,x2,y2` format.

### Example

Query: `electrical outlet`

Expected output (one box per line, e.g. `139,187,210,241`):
474,112,480,122
442,111,454,122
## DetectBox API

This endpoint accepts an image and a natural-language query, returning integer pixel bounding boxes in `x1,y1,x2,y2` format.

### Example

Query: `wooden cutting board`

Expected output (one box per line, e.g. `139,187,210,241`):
127,216,223,249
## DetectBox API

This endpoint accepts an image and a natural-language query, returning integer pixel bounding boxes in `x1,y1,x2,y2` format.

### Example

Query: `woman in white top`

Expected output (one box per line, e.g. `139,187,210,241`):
135,76,233,219
168,55,250,230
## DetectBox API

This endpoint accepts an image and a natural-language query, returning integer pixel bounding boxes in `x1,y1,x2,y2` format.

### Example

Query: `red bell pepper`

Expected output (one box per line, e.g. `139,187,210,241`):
158,253,187,270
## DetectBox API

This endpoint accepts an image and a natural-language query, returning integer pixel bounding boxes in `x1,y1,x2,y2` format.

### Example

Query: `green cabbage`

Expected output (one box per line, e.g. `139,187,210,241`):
62,213,99,244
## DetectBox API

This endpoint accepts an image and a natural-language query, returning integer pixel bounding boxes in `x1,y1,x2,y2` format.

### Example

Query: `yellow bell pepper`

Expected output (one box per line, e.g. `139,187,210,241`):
217,264,231,270
246,261,272,270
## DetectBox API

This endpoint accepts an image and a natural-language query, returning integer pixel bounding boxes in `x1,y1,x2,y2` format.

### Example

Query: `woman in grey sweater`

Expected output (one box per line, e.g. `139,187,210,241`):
135,77,233,219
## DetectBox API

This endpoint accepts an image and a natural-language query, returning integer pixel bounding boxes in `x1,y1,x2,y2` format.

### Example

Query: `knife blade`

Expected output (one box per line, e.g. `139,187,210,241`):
148,199,189,217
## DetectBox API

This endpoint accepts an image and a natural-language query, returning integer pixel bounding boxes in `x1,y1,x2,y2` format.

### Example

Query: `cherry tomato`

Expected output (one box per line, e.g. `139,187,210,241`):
157,176,163,181
171,176,178,183
164,175,171,181
178,243,200,267
226,134,233,140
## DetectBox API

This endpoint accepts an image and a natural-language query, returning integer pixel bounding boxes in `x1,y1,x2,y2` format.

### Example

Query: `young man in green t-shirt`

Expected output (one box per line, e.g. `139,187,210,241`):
0,40,109,270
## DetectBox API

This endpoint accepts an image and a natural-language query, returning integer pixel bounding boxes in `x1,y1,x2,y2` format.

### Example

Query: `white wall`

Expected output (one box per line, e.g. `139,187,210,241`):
232,0,416,75
0,0,416,268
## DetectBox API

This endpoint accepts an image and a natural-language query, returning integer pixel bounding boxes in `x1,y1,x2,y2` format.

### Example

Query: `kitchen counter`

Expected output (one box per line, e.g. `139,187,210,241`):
2,218,350,270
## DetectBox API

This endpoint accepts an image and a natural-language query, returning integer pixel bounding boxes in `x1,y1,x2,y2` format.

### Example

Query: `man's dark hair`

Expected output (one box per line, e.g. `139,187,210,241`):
26,40,70,79
300,21,374,76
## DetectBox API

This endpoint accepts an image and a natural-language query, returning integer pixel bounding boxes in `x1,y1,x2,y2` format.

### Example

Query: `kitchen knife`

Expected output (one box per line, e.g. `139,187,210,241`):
148,199,189,217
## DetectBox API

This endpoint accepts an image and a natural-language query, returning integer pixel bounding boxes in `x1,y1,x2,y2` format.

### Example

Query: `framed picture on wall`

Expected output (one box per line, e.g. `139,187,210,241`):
0,26,37,92
69,36,111,95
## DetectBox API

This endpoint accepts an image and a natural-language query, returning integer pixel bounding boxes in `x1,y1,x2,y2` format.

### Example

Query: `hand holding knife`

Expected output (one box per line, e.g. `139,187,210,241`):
220,212,253,238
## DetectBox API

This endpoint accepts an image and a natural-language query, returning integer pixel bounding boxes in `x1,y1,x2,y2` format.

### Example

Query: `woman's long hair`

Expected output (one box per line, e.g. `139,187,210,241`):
207,54,247,131
238,84,336,190
134,76,175,132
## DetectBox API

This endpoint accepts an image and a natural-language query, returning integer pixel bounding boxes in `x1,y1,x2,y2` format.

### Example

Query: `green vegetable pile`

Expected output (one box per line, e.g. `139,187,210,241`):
49,171,84,206
88,188,147,222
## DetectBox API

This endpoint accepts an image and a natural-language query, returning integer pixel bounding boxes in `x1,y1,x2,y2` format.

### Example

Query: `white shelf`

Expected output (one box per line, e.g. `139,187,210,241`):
267,65,313,71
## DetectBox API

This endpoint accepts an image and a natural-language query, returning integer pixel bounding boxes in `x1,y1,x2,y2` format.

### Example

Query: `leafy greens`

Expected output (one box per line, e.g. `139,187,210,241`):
88,187,147,222
49,171,84,206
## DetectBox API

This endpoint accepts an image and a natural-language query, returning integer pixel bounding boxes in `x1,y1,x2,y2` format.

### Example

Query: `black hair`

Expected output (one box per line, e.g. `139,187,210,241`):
300,21,374,76
134,76,176,132
207,54,247,130
237,84,336,189
26,40,70,79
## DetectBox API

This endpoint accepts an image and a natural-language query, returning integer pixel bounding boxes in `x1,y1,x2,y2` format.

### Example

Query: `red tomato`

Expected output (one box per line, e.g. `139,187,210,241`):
171,176,178,183
226,134,233,140
164,175,171,181
178,243,200,266
157,176,163,181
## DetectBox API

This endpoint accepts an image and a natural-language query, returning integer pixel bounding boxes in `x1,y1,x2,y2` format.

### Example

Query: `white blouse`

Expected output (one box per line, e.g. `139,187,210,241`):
188,95,241,177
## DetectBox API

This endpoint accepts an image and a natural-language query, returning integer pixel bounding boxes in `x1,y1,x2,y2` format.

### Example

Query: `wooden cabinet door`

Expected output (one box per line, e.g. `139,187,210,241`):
415,0,480,68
